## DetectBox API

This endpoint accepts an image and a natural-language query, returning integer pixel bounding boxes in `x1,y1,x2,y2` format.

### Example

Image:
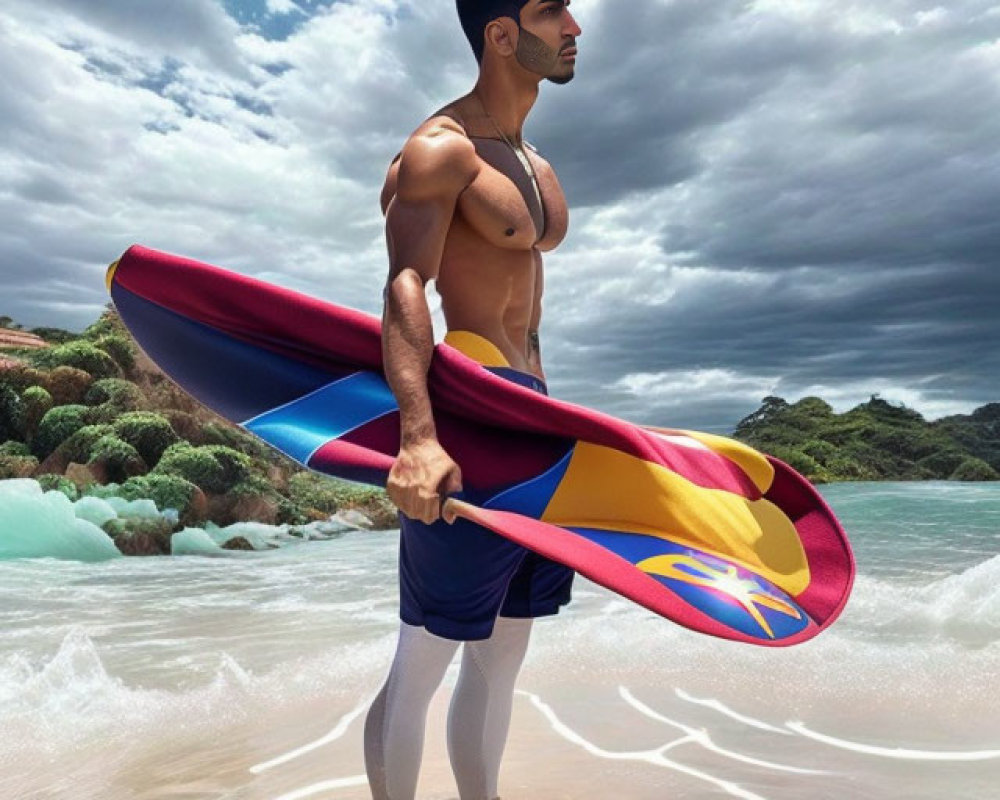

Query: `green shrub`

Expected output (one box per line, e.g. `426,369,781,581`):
838,440,903,477
202,444,254,488
111,411,179,467
199,421,270,460
36,473,80,500
779,397,833,435
56,424,116,463
88,434,147,482
22,385,52,406
85,378,146,414
0,384,24,441
152,442,252,493
91,333,136,374
0,453,38,479
30,341,120,380
229,473,274,498
20,385,53,440
116,473,199,515
801,439,838,465
276,495,309,525
85,404,122,426
934,405,1000,474
818,418,871,447
852,396,926,425
764,445,823,479
43,366,93,406
824,455,878,481
917,449,968,479
81,307,128,342
0,363,46,393
901,464,938,481
289,470,347,513
0,440,31,457
32,404,92,460
860,423,944,463
288,470,383,512
792,397,834,417
27,326,78,344
950,458,1000,481
228,474,307,525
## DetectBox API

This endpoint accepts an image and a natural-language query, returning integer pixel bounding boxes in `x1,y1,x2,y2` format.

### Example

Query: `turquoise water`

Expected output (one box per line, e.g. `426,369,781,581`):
1,479,998,799
822,482,1000,582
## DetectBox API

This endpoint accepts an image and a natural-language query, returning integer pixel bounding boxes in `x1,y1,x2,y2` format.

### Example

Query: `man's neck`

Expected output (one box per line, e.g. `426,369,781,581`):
472,67,539,145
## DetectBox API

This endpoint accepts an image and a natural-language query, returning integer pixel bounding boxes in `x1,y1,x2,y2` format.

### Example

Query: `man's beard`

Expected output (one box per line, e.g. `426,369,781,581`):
515,27,574,84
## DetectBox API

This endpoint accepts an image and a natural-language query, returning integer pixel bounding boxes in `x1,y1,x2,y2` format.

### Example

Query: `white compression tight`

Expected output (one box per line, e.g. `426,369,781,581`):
364,618,533,800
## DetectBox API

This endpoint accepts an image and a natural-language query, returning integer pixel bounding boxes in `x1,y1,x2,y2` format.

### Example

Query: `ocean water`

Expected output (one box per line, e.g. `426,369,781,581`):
0,479,998,800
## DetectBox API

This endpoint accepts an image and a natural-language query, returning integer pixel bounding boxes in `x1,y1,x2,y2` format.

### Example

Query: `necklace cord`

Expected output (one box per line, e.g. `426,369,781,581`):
473,91,539,182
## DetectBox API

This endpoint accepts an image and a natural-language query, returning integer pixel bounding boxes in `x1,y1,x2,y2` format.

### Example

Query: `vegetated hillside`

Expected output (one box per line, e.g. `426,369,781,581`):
0,306,397,536
733,395,999,483
935,404,1000,477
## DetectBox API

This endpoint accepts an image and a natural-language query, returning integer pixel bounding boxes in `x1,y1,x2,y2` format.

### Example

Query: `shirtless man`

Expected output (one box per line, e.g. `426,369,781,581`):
364,2,581,798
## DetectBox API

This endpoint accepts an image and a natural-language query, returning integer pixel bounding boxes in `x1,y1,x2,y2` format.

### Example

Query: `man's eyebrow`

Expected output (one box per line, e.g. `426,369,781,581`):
538,0,569,8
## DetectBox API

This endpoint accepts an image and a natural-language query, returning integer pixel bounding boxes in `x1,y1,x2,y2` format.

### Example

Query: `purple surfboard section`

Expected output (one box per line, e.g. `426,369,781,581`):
107,244,855,646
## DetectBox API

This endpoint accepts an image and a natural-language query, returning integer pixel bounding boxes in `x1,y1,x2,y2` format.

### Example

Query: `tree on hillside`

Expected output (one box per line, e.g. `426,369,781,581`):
735,396,788,436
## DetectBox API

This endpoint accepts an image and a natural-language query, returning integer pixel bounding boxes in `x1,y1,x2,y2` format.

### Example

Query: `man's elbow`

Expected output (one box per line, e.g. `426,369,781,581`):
385,268,426,308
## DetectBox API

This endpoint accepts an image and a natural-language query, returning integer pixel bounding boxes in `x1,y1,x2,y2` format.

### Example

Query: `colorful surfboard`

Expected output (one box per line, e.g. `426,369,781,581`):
106,245,854,646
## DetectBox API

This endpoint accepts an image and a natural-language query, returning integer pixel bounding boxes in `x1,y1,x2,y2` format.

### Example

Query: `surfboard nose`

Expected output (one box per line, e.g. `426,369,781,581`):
105,257,121,293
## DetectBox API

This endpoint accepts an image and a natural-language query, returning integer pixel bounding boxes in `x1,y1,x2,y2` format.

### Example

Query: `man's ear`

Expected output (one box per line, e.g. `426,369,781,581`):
484,17,518,58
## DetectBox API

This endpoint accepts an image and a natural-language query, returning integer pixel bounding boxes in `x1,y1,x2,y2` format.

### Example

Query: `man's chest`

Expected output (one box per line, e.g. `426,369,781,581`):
458,137,569,252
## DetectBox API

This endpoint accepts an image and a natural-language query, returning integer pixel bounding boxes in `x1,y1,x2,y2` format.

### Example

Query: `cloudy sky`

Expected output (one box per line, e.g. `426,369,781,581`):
2,0,998,432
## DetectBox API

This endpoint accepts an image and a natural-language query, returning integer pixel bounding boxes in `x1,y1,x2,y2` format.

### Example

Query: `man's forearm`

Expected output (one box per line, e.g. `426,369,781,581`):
382,268,437,446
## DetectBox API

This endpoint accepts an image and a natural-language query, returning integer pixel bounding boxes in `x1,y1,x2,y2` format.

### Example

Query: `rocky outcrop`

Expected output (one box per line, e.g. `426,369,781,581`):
343,496,399,530
204,491,281,526
221,536,254,551
231,493,281,525
65,461,108,489
104,515,176,556
180,486,208,527
115,531,170,556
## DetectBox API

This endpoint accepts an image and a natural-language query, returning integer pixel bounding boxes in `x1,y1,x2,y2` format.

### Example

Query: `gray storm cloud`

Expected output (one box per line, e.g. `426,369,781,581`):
1,0,996,431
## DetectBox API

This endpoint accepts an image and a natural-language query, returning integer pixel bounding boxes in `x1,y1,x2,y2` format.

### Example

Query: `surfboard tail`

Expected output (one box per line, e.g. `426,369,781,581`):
446,499,823,647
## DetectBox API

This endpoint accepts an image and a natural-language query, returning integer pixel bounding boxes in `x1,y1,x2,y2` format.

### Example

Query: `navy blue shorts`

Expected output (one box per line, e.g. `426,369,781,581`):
398,368,574,641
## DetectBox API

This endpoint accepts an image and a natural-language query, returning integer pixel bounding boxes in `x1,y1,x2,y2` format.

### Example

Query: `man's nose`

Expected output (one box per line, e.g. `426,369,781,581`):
564,10,582,38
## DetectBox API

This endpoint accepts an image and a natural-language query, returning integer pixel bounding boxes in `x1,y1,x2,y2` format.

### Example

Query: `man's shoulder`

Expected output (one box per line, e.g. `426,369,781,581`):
390,112,468,162
395,117,478,199
416,112,468,138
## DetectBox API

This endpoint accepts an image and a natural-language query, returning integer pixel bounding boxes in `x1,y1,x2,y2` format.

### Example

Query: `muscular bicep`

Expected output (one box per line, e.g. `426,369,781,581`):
385,195,456,285
384,127,477,286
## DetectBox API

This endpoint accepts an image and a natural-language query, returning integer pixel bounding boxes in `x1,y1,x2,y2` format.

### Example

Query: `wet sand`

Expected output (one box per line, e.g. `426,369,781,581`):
10,673,1000,800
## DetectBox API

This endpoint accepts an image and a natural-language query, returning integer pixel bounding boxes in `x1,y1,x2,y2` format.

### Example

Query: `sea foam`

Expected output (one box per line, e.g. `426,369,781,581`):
0,479,121,562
